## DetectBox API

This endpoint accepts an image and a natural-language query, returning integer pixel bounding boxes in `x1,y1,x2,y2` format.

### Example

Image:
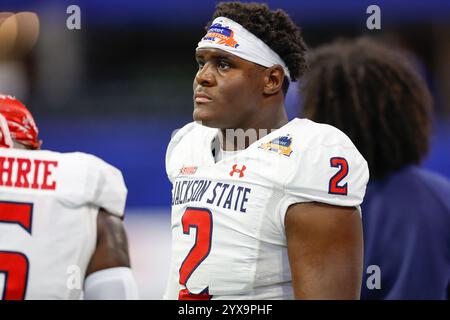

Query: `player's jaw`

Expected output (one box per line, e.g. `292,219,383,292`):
192,85,250,129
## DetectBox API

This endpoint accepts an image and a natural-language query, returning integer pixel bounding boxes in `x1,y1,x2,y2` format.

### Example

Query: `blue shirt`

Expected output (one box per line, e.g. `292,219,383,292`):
361,165,450,299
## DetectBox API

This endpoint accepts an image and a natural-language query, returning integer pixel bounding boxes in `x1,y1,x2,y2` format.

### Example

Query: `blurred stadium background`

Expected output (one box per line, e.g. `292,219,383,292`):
1,0,449,299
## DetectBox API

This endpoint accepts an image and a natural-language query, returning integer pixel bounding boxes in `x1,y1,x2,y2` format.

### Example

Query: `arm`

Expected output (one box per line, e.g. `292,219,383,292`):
285,202,363,300
86,209,130,274
84,209,139,299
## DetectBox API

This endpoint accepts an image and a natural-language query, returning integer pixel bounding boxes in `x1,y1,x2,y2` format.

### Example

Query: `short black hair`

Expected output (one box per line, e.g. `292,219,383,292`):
206,2,307,93
301,37,432,180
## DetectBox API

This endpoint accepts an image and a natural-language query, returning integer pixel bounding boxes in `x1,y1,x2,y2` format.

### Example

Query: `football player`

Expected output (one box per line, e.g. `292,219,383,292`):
0,95,139,300
163,2,369,300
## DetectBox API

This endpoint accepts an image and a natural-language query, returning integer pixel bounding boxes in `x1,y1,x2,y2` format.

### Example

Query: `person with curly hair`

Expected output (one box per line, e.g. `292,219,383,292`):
301,37,450,299
163,2,369,300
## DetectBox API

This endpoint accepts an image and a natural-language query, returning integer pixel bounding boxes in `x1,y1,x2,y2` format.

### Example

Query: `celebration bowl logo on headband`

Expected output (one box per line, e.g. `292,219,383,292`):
203,23,239,48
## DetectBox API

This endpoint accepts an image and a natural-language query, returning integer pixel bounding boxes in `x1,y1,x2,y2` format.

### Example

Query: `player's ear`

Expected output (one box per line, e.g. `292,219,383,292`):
263,65,284,96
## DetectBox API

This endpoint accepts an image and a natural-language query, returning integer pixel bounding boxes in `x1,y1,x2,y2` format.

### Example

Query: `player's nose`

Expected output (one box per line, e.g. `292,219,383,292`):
195,63,216,87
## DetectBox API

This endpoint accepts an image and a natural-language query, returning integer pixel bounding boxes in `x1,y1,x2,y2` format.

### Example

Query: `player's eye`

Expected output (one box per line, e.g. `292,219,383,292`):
197,60,205,69
218,60,231,70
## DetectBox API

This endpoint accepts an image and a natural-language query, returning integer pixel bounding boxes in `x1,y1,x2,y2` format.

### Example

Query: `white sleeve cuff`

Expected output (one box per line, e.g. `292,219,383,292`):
84,267,139,300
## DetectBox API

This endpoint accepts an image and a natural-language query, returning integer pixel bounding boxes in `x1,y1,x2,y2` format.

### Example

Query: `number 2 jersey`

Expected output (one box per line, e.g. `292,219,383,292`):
0,148,127,299
164,118,369,300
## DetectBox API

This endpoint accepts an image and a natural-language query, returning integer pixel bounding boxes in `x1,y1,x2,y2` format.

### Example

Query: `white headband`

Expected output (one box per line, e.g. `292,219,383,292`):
197,16,291,80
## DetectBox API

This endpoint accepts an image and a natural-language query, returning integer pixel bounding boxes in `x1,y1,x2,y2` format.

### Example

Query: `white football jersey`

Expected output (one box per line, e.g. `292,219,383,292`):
0,148,127,300
164,118,369,300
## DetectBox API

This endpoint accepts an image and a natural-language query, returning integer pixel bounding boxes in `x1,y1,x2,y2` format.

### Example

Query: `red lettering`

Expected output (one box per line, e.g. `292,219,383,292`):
0,157,14,187
31,159,41,189
41,160,58,190
0,157,58,190
14,158,32,188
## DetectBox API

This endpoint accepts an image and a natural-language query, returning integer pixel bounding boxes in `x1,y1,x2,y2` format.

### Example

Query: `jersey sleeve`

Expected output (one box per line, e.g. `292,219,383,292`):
84,154,128,218
278,143,369,227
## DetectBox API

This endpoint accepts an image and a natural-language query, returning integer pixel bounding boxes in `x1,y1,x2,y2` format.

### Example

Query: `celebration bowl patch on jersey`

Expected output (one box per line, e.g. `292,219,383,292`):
203,23,239,48
258,134,293,157
179,166,197,176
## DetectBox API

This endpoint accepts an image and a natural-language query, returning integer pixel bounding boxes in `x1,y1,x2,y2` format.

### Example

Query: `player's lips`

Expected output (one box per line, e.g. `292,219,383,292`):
194,92,213,103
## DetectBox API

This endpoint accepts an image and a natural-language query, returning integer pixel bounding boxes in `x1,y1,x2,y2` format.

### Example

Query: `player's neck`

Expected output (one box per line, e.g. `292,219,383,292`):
220,105,288,151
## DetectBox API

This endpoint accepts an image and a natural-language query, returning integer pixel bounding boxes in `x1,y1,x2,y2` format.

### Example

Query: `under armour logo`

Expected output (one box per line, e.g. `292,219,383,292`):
230,164,246,178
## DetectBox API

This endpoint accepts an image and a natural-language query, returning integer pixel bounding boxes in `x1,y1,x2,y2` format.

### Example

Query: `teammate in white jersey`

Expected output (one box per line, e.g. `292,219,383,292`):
164,2,369,300
0,95,138,300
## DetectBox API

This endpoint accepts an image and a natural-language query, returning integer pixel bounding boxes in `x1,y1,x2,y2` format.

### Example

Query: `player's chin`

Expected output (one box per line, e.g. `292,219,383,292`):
193,104,221,128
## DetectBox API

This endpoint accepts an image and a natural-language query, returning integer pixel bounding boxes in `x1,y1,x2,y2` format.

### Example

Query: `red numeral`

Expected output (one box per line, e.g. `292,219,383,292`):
0,201,32,300
329,157,349,195
178,207,213,300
